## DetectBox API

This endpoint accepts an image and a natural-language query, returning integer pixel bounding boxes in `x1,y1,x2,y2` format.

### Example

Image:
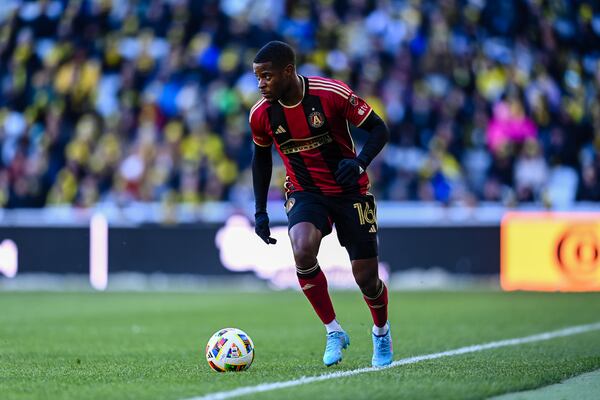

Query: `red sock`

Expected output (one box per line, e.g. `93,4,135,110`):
297,265,336,324
364,281,388,328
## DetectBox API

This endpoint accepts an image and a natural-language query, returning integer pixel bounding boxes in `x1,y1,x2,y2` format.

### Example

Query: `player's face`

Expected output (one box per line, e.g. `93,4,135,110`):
253,62,293,102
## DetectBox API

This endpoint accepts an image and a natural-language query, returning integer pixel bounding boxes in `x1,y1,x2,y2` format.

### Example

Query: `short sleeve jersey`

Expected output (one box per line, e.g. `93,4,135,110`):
249,75,373,195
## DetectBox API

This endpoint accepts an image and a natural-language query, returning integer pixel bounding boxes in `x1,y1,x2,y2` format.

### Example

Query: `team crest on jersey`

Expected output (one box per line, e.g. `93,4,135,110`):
349,94,358,106
308,111,325,128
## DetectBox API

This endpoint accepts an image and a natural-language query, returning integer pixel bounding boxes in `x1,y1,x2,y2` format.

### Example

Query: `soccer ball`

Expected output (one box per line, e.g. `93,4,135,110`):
205,328,255,372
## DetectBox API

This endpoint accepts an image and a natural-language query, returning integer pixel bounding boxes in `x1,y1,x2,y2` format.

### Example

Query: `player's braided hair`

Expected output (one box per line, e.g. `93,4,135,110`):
253,41,296,69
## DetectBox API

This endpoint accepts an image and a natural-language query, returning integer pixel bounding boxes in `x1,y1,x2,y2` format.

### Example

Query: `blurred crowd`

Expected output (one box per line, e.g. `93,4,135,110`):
0,0,599,210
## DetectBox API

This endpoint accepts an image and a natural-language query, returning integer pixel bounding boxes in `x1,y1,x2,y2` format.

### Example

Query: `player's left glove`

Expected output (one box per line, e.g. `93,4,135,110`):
334,158,365,186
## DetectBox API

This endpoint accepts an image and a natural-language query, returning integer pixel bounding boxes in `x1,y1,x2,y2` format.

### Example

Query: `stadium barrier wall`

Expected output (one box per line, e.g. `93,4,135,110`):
3,206,600,291
0,223,499,277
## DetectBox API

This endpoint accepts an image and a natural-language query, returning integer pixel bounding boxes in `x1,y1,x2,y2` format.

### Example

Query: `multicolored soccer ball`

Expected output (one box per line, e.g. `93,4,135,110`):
205,328,255,372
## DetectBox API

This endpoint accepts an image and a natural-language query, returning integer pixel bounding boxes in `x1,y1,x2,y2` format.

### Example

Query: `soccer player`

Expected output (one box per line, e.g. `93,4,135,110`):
249,41,392,367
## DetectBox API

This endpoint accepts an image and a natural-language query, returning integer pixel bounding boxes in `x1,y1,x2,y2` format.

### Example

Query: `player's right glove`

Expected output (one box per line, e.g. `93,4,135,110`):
254,212,277,244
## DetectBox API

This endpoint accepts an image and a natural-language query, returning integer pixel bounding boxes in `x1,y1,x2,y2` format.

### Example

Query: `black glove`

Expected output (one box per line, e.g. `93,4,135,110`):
334,158,365,186
254,212,277,244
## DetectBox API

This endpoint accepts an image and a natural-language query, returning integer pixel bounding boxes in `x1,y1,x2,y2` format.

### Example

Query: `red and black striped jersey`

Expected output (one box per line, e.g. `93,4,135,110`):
249,75,373,196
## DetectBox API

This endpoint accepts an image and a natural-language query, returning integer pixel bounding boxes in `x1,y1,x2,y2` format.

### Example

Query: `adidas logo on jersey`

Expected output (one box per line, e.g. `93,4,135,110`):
369,225,377,233
275,125,286,135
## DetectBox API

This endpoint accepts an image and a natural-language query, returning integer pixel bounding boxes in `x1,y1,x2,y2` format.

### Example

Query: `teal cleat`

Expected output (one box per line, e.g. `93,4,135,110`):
372,324,393,367
323,331,350,366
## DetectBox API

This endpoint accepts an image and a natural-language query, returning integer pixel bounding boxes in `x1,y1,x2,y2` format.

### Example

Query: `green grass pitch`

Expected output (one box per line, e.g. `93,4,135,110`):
1,290,600,399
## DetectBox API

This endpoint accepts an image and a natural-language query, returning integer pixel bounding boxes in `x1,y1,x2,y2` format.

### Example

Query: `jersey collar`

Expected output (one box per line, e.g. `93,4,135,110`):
278,75,305,108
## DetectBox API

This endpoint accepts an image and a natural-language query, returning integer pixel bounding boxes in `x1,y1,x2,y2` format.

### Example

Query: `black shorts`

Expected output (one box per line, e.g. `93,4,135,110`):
285,191,379,260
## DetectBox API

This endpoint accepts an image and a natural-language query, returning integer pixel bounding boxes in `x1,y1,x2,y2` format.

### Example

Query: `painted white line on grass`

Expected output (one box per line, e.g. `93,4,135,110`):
187,322,600,400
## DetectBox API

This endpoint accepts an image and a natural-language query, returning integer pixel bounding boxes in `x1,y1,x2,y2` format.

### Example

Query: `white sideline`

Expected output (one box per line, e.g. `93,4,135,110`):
186,322,600,400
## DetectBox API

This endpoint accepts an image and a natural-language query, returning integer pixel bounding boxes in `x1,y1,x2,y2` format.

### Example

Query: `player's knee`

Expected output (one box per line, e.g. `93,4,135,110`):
350,251,380,295
291,237,318,268
354,270,379,295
